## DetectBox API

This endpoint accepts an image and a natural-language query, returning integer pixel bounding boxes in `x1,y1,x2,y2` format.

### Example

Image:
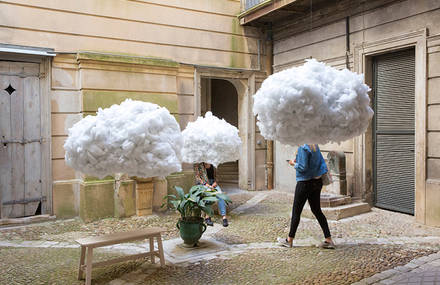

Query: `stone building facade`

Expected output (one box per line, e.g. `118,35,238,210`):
1,0,439,227
240,0,440,226
0,0,270,221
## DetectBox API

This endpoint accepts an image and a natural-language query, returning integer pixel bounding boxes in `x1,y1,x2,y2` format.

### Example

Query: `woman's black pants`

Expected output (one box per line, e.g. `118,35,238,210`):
288,178,331,239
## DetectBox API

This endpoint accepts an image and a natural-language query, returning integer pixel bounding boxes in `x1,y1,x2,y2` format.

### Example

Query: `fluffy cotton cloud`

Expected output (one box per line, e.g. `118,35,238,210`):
253,59,374,146
182,112,241,167
64,99,183,178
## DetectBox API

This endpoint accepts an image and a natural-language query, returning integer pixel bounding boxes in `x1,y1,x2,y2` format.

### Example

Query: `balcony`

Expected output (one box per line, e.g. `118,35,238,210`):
242,0,271,10
238,0,318,26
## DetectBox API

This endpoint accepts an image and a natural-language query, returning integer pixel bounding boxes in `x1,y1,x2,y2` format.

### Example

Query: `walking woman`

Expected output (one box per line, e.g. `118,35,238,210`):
194,162,229,227
278,144,335,249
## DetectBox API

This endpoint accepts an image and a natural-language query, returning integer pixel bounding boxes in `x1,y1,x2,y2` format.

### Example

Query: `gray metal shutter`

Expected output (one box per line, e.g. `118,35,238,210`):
373,48,415,215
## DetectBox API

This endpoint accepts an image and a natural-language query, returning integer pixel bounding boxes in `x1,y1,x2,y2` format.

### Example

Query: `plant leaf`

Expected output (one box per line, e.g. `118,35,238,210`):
202,196,218,202
175,186,185,199
164,194,177,201
201,205,214,216
215,193,231,202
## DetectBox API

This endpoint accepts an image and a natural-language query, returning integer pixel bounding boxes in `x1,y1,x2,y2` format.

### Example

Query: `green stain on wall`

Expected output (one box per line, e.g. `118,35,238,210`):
80,181,115,222
115,181,136,218
230,18,246,68
77,52,179,68
53,183,78,219
82,90,178,113
83,175,114,182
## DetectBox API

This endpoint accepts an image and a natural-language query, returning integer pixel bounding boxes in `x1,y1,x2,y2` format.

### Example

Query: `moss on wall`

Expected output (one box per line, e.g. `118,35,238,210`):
80,181,115,222
115,180,136,218
166,170,195,198
53,183,78,219
230,18,246,68
77,52,179,68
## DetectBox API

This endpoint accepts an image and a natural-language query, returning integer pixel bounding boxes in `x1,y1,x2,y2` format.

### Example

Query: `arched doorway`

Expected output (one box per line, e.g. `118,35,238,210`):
200,78,239,187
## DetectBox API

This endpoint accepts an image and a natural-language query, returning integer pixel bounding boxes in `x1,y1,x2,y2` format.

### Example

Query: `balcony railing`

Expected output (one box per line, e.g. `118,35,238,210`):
242,0,270,11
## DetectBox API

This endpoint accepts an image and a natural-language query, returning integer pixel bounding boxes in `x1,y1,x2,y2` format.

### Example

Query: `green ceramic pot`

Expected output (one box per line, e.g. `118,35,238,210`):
176,217,207,246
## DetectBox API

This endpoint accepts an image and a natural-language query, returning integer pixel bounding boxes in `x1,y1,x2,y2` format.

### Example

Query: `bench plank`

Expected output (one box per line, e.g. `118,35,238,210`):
76,228,167,285
81,251,160,269
75,227,166,247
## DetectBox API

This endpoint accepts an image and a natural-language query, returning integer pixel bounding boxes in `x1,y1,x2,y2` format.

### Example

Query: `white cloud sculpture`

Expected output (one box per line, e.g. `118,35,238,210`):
182,112,241,167
64,99,183,178
253,59,374,146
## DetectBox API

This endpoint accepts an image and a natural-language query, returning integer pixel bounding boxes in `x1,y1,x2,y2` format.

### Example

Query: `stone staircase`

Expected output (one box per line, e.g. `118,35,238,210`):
217,161,238,185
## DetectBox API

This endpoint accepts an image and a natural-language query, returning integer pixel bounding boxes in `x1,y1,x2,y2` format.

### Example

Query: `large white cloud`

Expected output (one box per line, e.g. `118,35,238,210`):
182,112,241,167
253,59,374,146
64,99,183,178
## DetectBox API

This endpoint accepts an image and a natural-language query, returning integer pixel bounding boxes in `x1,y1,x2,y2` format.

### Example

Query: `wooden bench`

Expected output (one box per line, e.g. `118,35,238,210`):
75,227,166,285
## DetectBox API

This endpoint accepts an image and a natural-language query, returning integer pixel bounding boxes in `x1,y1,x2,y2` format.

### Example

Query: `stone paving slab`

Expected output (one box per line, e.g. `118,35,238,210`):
230,192,269,214
353,251,440,285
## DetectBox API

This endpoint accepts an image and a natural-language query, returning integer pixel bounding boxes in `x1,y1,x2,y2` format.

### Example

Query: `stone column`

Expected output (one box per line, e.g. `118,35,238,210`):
152,177,167,212
326,151,347,196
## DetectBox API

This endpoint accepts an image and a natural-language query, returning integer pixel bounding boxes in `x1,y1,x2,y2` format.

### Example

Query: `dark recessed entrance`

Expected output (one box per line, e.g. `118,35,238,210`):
201,78,239,186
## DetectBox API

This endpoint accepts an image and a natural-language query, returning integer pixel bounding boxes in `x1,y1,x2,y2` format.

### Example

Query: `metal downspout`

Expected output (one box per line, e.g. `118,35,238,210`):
266,23,274,190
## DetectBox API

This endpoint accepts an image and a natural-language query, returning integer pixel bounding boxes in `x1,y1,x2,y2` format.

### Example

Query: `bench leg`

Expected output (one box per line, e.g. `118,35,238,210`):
78,246,86,280
149,237,155,264
156,235,165,267
85,247,93,285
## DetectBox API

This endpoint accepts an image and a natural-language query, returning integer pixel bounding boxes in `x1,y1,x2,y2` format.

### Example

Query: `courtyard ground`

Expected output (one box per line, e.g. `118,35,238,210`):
1,189,439,285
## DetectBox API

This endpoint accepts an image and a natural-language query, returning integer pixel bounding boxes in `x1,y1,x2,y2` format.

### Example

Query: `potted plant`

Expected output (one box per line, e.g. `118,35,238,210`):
164,185,231,247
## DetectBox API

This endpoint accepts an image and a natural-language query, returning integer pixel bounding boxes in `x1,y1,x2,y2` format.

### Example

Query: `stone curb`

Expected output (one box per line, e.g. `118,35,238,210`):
352,251,440,285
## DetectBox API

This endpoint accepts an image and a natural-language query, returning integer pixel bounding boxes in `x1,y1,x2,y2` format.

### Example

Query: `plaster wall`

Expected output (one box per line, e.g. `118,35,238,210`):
50,53,196,219
1,0,266,219
0,0,260,69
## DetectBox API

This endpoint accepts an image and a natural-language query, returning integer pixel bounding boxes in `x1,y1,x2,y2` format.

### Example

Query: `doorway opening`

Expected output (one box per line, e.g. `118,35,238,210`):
200,78,239,189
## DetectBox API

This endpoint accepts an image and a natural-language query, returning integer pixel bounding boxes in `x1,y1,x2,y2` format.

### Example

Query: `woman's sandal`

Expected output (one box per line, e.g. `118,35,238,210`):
319,241,336,249
277,237,292,248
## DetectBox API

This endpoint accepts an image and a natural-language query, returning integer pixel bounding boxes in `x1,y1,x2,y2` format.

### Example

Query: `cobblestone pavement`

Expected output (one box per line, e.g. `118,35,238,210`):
0,190,439,284
353,251,440,285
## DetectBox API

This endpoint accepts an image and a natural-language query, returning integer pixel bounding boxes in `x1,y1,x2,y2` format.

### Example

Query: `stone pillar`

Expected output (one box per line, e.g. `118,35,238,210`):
114,174,135,218
152,176,167,212
134,177,154,216
326,151,347,196
166,173,186,198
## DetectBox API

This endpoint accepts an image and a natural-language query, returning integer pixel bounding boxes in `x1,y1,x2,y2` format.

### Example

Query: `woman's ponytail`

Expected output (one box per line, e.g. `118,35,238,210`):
308,144,317,152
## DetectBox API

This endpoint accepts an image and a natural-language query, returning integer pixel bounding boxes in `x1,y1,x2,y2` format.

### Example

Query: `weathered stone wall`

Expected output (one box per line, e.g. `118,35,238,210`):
0,0,267,220
0,0,261,69
272,0,440,226
50,52,197,220
426,34,440,226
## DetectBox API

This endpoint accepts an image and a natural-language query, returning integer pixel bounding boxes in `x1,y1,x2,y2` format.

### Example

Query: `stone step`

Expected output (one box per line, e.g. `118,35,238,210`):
320,194,352,207
217,172,238,177
218,162,238,171
217,168,238,174
301,202,371,221
0,214,56,227
218,180,239,184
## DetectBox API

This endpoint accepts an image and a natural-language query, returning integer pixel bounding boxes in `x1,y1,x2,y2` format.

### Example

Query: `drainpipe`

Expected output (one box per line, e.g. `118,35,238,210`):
266,23,274,190
345,16,350,70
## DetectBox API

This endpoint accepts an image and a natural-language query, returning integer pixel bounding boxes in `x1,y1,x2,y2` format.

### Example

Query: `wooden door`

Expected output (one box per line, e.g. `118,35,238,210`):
0,61,43,218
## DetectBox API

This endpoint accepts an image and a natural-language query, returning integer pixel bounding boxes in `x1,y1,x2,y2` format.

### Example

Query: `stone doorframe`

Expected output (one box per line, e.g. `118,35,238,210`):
353,29,427,221
0,48,53,217
194,67,257,190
